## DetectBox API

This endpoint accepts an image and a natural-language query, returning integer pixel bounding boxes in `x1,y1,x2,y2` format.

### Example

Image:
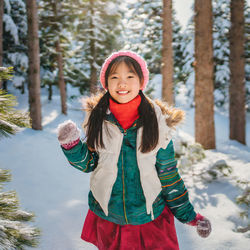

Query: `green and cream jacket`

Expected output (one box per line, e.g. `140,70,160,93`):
61,95,196,225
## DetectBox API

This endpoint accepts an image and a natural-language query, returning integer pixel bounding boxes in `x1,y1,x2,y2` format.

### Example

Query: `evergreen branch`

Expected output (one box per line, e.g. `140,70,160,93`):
0,169,11,184
0,67,14,81
0,90,31,138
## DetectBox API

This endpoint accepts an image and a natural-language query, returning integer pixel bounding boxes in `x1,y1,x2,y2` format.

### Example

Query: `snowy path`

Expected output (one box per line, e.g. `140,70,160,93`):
0,93,249,249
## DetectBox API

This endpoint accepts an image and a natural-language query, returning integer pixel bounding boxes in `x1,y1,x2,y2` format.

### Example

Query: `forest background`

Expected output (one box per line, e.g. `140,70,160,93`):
0,0,249,249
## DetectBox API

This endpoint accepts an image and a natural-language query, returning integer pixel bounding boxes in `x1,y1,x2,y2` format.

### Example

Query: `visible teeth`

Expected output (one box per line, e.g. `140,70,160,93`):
118,91,128,94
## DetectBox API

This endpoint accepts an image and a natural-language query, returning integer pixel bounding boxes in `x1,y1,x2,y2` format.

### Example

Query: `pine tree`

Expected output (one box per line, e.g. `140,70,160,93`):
26,0,42,130
0,168,40,249
176,0,249,110
39,0,77,113
213,0,230,107
245,4,250,112
162,0,174,104
74,0,123,93
213,0,249,110
125,0,186,97
125,0,162,74
172,17,191,88
173,5,199,107
0,67,30,137
52,1,68,114
194,0,215,149
39,0,60,101
229,0,246,144
0,0,3,89
2,0,28,93
0,66,40,249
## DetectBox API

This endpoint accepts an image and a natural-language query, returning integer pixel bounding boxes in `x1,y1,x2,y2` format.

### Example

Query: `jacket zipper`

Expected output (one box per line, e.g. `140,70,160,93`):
121,132,128,224
106,120,129,223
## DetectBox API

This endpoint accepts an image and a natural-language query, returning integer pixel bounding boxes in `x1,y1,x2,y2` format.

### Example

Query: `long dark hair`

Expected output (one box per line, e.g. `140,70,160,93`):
86,56,159,153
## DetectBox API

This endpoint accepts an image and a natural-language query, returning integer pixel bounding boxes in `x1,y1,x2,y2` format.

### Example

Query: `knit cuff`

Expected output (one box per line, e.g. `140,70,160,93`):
187,213,204,226
61,138,80,150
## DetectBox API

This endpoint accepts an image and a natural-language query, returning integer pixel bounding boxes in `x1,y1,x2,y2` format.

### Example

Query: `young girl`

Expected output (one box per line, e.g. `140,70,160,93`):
57,51,211,250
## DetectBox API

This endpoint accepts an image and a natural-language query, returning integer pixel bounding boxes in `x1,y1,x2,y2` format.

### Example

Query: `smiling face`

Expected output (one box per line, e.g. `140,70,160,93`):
107,61,143,104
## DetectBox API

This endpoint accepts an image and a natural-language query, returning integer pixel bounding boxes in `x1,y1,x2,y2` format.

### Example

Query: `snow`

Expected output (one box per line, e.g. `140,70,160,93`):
3,14,19,45
7,53,28,73
4,0,11,15
0,84,249,250
105,2,118,15
173,0,193,31
12,75,25,88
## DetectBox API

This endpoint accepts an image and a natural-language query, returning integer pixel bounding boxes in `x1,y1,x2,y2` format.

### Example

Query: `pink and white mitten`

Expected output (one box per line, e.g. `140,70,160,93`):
57,120,81,149
188,214,212,238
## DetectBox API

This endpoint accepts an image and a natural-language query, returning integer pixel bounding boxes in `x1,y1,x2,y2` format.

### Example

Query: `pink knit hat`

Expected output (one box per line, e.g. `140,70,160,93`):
99,51,149,90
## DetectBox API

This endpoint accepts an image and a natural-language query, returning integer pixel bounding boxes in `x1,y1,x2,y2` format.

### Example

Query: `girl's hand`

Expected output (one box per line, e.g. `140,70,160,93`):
196,217,211,238
187,214,212,238
57,120,81,149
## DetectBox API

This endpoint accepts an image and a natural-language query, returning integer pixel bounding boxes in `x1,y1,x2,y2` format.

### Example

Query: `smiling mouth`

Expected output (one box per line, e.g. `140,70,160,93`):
117,91,129,94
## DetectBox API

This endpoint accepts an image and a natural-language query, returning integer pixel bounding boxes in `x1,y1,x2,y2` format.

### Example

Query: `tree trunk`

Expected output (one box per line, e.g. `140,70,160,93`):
89,0,97,94
56,40,67,114
229,0,245,144
0,0,3,89
194,0,215,149
21,81,25,94
52,1,67,114
48,83,52,101
26,0,42,130
161,0,174,105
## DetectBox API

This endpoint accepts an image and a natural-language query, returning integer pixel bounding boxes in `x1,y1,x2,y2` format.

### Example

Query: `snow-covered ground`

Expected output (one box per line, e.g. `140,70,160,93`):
0,85,249,250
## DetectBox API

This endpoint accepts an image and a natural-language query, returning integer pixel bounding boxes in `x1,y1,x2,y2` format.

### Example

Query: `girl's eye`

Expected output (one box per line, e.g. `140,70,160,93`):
128,75,134,78
111,76,118,79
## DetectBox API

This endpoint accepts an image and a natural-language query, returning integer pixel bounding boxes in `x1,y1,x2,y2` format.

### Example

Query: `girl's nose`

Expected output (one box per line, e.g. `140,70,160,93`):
118,79,127,88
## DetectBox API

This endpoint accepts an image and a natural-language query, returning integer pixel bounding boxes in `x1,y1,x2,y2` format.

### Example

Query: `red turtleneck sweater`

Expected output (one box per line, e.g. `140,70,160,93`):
109,95,141,130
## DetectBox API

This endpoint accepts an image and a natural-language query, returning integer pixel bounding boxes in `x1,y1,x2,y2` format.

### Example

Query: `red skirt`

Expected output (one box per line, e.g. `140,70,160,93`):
81,206,179,250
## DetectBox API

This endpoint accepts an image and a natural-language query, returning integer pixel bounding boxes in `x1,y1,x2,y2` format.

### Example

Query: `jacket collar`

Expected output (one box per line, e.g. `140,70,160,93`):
82,92,185,129
105,111,138,134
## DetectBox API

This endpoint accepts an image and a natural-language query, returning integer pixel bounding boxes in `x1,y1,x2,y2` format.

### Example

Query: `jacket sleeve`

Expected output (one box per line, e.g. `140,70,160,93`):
155,140,196,223
61,139,98,173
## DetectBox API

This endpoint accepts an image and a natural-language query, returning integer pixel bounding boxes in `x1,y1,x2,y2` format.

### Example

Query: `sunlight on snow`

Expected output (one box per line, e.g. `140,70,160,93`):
42,110,59,127
64,199,87,208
